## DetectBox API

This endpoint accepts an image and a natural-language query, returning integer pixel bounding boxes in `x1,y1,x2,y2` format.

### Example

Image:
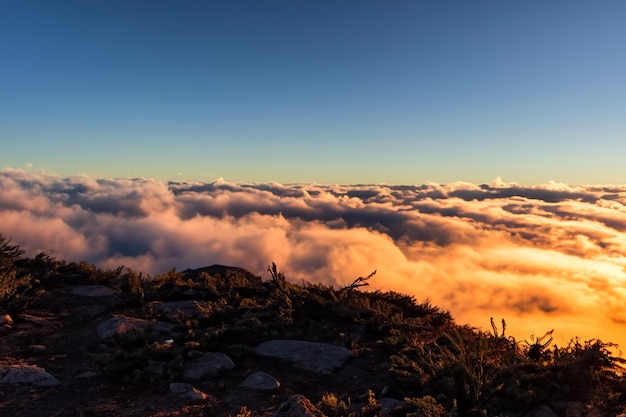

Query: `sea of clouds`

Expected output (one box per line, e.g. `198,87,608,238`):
2,168,626,349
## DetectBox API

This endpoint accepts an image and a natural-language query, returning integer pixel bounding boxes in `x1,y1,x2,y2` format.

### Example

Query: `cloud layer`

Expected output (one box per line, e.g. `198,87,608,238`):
2,168,626,349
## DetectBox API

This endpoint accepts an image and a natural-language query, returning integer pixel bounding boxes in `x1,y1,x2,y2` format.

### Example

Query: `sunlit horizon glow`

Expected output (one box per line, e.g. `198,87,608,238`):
2,1,626,185
1,168,626,352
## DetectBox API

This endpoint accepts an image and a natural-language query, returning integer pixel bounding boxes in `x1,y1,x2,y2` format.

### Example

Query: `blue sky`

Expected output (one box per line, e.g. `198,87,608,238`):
1,1,625,184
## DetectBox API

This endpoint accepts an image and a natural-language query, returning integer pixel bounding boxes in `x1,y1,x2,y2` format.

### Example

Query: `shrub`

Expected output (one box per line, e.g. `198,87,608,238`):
0,234,38,310
319,393,350,417
405,395,448,417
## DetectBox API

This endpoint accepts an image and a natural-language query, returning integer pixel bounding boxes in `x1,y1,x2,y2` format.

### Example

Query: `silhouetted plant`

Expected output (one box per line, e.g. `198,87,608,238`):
0,234,38,310
341,269,376,296
75,261,123,285
524,329,554,362
267,262,293,325
0,234,24,263
126,267,145,302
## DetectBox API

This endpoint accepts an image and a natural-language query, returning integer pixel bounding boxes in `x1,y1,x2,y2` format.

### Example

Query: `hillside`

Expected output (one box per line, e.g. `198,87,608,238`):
1,234,625,417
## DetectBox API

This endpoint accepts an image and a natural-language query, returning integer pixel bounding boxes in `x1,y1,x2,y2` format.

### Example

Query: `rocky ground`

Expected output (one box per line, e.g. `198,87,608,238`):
0,265,407,417
1,260,625,417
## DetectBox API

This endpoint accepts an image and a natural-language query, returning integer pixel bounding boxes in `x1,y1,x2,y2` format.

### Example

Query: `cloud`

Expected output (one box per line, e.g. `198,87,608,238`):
2,168,626,349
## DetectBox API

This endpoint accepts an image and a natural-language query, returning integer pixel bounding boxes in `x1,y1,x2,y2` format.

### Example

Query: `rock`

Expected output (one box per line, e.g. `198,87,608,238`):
0,365,60,387
271,394,325,417
524,405,558,417
29,344,46,353
169,382,207,400
71,285,116,297
182,352,235,380
254,340,353,374
0,313,13,327
239,371,280,390
76,371,97,379
97,315,175,338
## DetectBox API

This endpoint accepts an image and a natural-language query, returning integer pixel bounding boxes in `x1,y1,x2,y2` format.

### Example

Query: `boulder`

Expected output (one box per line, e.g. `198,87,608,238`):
71,285,116,297
0,365,60,387
97,315,175,338
254,340,353,374
182,352,235,380
239,371,280,390
271,394,325,417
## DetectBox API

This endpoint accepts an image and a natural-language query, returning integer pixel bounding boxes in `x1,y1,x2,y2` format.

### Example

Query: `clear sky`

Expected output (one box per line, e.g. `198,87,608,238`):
1,1,625,185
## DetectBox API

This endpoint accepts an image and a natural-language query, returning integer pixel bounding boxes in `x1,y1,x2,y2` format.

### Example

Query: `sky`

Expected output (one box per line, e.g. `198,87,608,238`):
2,1,626,184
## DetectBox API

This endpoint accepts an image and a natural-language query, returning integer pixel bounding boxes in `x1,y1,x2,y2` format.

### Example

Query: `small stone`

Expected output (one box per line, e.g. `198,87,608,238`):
182,352,235,380
239,371,280,390
97,315,175,338
77,371,98,379
379,398,406,417
0,313,13,326
29,345,47,353
169,382,207,400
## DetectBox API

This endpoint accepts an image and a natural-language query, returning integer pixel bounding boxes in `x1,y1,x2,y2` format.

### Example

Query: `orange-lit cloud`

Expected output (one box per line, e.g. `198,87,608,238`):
2,169,626,351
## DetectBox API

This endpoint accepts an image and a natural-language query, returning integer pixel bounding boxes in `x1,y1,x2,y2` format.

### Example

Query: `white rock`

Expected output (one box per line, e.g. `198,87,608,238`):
182,352,235,380
239,371,280,390
0,365,60,387
254,340,353,374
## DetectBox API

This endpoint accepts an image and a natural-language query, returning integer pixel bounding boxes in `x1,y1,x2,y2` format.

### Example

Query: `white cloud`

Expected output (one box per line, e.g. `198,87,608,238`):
2,168,626,349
